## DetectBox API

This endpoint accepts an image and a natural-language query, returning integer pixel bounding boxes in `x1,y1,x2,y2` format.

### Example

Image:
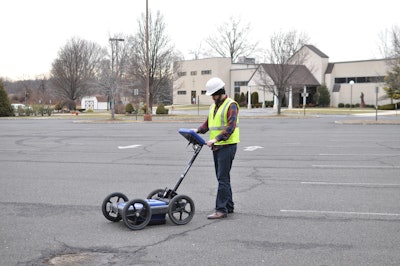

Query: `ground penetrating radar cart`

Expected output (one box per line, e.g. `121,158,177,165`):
101,128,206,230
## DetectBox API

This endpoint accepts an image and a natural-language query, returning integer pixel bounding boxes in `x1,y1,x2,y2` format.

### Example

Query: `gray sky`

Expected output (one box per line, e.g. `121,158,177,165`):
1,0,399,80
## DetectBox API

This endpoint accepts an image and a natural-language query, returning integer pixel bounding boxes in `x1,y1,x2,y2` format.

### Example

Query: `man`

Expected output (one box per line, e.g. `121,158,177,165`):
193,77,240,219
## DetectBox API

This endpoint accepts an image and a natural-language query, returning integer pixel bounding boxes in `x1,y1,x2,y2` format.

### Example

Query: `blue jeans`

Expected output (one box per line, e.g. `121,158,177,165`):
212,144,237,213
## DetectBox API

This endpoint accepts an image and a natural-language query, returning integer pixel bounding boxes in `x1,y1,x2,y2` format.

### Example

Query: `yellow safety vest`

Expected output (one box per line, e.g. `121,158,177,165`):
208,97,240,145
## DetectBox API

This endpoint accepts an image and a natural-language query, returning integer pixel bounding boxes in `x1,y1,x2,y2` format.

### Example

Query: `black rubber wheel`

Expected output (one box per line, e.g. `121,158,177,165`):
122,199,152,230
168,195,195,225
147,189,164,199
102,192,128,222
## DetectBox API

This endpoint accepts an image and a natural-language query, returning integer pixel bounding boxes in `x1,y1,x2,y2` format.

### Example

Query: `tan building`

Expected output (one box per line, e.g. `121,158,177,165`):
326,59,388,107
173,57,231,105
173,45,392,108
173,57,258,105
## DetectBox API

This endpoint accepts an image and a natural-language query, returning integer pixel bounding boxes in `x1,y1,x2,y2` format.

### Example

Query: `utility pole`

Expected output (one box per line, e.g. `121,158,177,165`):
144,0,152,121
375,86,379,121
109,38,124,120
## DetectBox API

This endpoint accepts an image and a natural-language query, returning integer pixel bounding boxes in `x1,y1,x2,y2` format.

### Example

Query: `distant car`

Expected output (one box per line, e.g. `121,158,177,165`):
11,104,32,116
11,103,27,110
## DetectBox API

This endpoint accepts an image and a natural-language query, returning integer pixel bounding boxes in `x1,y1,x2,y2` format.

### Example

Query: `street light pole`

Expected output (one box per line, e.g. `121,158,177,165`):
349,80,354,111
109,38,125,120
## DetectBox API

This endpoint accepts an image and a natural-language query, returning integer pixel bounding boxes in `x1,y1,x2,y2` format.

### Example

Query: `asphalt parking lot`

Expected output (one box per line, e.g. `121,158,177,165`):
0,115,399,265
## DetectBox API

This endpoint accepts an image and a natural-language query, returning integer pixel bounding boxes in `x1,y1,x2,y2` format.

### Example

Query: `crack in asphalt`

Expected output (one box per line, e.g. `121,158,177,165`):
21,220,215,266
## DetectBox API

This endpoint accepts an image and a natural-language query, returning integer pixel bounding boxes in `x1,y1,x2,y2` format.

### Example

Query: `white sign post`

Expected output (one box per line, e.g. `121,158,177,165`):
301,86,309,116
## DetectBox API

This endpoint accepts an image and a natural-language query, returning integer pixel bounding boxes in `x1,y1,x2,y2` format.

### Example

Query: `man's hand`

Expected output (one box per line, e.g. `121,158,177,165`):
207,138,217,147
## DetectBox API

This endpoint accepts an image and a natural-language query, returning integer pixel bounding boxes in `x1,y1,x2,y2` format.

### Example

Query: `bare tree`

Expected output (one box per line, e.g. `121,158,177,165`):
205,16,259,63
18,77,35,106
2,77,52,107
51,37,106,109
379,25,400,60
256,30,311,115
127,10,179,111
379,25,400,102
96,34,132,118
35,75,52,105
384,65,400,103
188,43,207,60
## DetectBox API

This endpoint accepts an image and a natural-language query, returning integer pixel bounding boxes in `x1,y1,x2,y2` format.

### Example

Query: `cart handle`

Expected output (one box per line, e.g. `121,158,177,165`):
178,128,206,146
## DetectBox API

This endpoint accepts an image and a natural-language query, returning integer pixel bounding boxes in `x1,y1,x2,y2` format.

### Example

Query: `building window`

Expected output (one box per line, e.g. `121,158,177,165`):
177,91,187,95
178,72,187,77
334,78,346,84
201,90,207,95
190,71,197,76
366,76,385,83
347,77,356,83
334,76,385,84
234,81,248,94
201,70,211,75
356,77,366,83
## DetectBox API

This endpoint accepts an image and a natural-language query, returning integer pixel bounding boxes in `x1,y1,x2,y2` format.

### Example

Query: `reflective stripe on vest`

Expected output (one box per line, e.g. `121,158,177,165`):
208,98,240,145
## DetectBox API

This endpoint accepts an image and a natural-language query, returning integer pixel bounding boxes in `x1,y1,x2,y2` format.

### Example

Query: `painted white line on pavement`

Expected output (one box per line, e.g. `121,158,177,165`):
118,144,141,149
301,181,400,187
243,146,264,151
319,153,398,156
312,164,400,169
280,210,400,217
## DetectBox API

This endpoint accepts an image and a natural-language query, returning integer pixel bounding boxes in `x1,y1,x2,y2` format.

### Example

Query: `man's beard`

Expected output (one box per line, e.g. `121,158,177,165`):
214,95,224,105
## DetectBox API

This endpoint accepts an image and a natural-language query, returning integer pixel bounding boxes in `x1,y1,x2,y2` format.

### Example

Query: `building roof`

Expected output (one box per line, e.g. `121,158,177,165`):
304,44,329,58
325,63,335,74
96,95,108,102
259,64,320,87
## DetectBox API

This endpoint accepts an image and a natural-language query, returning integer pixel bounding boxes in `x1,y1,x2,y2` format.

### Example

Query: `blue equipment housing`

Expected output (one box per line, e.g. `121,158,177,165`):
101,128,205,230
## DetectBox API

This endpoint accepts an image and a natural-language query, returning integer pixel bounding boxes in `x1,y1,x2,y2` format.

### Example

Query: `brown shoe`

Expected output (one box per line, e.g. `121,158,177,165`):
207,212,227,219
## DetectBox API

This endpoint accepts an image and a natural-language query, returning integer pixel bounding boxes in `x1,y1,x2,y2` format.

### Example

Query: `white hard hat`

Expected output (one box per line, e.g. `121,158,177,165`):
205,77,225,96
